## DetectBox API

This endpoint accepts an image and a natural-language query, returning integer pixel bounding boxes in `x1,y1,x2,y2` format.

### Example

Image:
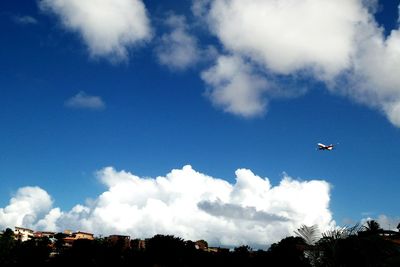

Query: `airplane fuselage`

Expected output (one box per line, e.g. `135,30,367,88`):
317,143,334,150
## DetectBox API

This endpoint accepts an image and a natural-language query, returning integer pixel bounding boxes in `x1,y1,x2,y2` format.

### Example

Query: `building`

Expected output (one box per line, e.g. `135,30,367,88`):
64,230,73,235
207,247,230,253
14,227,34,242
130,239,147,250
108,235,131,249
74,231,94,240
195,240,208,251
380,230,400,245
34,231,55,238
62,230,95,247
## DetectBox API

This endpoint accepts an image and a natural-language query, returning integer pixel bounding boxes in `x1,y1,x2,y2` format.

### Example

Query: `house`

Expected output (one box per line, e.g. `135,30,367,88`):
139,239,146,249
34,231,56,238
207,247,230,253
130,238,147,250
74,231,94,240
63,236,75,247
195,240,208,251
62,230,95,247
14,227,34,242
64,230,73,235
380,230,400,245
107,235,131,249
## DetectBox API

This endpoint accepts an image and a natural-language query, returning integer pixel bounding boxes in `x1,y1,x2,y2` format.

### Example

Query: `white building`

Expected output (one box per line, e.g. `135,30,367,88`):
14,227,34,242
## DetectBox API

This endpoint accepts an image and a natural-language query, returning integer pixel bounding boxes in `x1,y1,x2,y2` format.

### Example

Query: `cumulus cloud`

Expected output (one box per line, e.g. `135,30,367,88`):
202,0,367,78
0,165,334,248
12,15,38,25
359,4,400,127
39,0,152,61
0,187,53,229
192,0,400,126
192,0,370,117
65,91,105,110
347,22,400,126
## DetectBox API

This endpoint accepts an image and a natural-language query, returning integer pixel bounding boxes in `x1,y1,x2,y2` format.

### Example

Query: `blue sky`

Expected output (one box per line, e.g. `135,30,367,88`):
1,0,400,246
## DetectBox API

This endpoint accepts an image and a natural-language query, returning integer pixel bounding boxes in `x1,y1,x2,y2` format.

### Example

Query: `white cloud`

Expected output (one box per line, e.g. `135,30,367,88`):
375,214,400,231
65,91,105,110
399,4,400,23
192,0,370,118
35,208,62,231
39,0,152,62
155,14,202,70
201,55,269,117
361,0,379,14
191,0,212,18
192,0,400,127
202,0,367,79
346,22,400,126
362,4,400,127
13,15,38,25
361,214,400,231
0,166,334,248
0,187,53,229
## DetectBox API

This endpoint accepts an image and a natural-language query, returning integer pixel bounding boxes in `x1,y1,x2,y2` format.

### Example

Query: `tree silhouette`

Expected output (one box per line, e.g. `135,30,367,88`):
15,236,51,265
363,220,382,234
53,232,68,253
1,225,400,267
233,245,252,255
0,228,17,266
146,234,188,266
268,236,311,266
308,223,400,267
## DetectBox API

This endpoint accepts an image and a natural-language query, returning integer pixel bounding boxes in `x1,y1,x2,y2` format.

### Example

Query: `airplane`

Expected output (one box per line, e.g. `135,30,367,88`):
317,143,335,151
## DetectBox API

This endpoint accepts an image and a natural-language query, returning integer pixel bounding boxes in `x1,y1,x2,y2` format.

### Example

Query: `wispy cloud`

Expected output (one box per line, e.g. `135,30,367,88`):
39,0,152,62
361,214,400,231
65,91,105,110
201,55,269,118
0,165,334,248
398,4,400,23
155,14,202,71
12,15,38,25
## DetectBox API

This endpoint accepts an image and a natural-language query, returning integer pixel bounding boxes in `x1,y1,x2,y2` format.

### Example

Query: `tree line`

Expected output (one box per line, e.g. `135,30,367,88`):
1,220,400,266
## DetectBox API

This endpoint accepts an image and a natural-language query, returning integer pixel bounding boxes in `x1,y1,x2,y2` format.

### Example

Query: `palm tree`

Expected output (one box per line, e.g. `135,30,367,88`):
295,225,320,266
295,224,320,246
363,220,381,234
315,225,361,267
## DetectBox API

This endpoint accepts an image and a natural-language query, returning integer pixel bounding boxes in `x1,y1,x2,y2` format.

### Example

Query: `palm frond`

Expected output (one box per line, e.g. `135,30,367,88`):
295,224,320,245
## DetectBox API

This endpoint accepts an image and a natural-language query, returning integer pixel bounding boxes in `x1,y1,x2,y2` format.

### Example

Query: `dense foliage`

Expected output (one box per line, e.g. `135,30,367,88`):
1,220,400,266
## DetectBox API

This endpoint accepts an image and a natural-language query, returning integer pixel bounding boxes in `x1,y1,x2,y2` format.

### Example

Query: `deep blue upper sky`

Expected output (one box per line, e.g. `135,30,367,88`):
1,0,400,228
